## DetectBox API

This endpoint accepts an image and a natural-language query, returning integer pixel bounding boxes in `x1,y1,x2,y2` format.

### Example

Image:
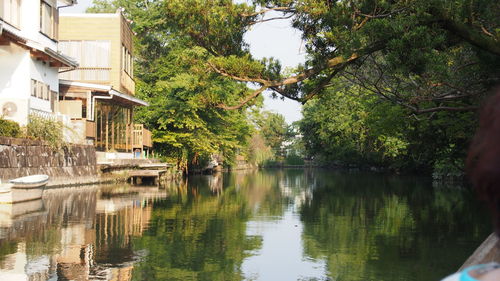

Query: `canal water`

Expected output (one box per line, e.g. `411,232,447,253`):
0,169,492,281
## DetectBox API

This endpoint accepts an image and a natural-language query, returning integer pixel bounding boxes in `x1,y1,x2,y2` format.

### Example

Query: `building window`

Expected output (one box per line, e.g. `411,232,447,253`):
0,0,21,28
50,90,57,111
122,45,133,77
31,79,37,97
95,101,131,152
31,79,51,101
40,1,58,39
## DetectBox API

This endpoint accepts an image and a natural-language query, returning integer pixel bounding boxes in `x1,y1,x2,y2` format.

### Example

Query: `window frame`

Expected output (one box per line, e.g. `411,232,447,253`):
121,44,133,77
31,79,37,97
31,79,52,101
0,0,22,28
39,0,58,40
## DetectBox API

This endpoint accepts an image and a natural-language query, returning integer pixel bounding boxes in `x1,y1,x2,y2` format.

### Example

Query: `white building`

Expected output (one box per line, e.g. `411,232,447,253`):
0,0,78,126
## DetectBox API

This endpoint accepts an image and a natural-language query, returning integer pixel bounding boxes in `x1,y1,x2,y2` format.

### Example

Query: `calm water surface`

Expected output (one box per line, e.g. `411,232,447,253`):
0,169,491,281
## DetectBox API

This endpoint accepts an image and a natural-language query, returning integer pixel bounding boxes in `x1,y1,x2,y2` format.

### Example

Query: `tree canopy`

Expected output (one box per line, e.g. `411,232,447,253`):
156,0,499,113
87,0,499,173
87,1,263,168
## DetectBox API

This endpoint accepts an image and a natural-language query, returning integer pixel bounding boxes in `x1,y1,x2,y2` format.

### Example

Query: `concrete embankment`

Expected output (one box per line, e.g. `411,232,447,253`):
0,136,181,187
98,159,182,185
0,136,98,186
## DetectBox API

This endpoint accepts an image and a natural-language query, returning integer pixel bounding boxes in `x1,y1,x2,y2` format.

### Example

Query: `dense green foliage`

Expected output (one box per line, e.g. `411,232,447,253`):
26,114,66,150
152,0,499,110
155,0,498,173
0,117,21,137
299,82,477,172
300,84,408,166
252,111,288,157
133,46,255,169
87,1,263,169
88,0,499,173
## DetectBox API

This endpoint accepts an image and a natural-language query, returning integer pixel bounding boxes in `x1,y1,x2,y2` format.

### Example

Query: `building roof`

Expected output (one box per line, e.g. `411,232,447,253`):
0,22,78,68
45,47,79,68
0,22,27,44
59,0,78,5
59,80,149,107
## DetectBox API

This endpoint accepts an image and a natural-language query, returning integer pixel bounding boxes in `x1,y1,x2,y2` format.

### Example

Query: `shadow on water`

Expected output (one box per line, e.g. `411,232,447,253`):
0,170,491,281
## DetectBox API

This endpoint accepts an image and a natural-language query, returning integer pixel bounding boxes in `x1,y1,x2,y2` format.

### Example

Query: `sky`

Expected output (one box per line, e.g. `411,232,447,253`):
61,1,305,124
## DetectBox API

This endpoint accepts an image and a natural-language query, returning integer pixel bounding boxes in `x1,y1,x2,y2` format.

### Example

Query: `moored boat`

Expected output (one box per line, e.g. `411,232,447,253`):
0,175,49,204
9,175,49,189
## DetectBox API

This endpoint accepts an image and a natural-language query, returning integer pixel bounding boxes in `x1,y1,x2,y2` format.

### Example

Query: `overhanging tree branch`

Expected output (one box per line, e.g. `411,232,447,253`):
430,9,500,56
413,105,478,114
250,14,294,25
211,42,387,109
215,86,267,110
301,68,343,103
240,7,295,17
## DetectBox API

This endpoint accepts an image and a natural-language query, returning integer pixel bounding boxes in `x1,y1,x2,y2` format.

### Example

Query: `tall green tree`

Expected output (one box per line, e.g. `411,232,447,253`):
254,111,288,158
87,0,258,169
133,45,255,168
299,79,478,172
300,82,409,167
89,0,499,172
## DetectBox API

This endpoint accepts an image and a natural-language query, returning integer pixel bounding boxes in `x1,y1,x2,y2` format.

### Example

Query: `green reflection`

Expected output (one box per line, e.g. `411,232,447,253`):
0,171,491,281
131,174,264,281
299,171,491,281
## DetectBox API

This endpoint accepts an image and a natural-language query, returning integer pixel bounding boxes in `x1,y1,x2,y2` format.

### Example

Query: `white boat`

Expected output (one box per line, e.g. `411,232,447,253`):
10,175,49,189
0,175,49,204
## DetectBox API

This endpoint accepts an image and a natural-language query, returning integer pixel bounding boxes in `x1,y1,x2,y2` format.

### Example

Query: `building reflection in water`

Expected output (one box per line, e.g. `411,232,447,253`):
0,185,169,280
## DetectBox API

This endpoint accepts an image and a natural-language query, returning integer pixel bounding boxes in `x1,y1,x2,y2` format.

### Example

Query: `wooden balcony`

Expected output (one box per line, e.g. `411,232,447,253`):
132,124,152,148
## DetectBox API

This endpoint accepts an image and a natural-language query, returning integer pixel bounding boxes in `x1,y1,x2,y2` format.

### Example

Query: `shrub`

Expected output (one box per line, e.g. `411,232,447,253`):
262,159,282,167
285,154,305,165
432,158,465,182
0,118,21,137
26,114,66,150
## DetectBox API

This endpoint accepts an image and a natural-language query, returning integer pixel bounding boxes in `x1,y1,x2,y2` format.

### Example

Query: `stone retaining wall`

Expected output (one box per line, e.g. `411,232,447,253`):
0,136,99,186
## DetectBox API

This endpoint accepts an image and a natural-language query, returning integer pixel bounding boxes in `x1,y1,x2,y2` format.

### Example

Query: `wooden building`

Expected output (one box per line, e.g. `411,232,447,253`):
57,10,151,155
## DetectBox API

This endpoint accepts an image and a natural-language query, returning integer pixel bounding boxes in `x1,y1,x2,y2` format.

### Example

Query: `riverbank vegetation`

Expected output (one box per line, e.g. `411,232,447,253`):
87,0,499,176
0,115,67,150
0,117,21,138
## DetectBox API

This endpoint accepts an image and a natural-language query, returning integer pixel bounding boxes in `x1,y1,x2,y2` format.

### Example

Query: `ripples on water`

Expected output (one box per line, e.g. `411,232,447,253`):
0,170,491,281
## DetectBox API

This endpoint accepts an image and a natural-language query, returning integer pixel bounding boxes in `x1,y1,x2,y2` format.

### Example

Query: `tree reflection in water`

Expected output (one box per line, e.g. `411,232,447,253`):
299,171,491,281
0,171,491,281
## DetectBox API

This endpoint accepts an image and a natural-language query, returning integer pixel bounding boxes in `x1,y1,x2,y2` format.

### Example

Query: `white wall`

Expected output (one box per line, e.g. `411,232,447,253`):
0,44,30,99
0,40,60,124
29,56,59,113
0,1,72,126
0,44,30,125
19,0,58,51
